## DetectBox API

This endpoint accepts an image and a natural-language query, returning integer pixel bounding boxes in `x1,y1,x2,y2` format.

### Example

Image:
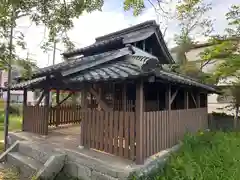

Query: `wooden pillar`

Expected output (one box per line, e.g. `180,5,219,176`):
123,83,127,111
56,89,60,127
136,80,144,164
22,88,27,131
165,84,171,148
184,91,189,109
196,92,200,108
43,88,50,135
165,85,171,110
80,87,88,148
143,40,146,51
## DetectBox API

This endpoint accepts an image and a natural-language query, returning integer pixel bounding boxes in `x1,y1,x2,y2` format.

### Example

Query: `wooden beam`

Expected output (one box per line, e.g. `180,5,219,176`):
170,88,179,105
136,80,144,164
190,92,197,107
52,92,73,108
35,90,44,106
89,87,111,111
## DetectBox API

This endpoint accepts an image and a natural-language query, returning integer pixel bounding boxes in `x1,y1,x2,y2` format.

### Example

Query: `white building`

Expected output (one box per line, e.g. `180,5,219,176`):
0,66,35,104
171,42,236,115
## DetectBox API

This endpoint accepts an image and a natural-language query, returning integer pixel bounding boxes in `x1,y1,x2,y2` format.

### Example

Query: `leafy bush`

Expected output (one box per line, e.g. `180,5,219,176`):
9,104,23,116
130,132,240,180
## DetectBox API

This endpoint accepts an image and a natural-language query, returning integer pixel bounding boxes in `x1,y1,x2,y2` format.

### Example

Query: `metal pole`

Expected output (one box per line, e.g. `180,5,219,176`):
4,9,14,151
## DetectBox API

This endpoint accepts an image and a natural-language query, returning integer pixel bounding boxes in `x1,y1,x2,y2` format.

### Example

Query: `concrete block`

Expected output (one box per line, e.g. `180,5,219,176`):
35,154,66,180
91,171,119,180
77,164,92,180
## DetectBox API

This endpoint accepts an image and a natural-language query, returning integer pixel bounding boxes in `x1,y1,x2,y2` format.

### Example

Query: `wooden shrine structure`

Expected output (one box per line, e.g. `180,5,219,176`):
10,20,216,164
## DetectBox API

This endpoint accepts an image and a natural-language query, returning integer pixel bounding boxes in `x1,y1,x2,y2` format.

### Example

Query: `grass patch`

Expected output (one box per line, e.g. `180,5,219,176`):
0,110,22,152
0,166,19,180
131,131,240,180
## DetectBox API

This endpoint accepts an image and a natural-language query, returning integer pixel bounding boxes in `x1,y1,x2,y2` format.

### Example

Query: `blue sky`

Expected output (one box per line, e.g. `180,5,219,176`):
16,0,239,68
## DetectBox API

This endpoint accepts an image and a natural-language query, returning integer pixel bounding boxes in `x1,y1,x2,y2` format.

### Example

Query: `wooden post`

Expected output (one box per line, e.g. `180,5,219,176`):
22,89,27,131
56,89,60,127
43,88,50,135
165,85,171,148
143,40,146,51
196,92,200,108
123,83,127,111
165,85,171,110
136,80,144,164
184,91,189,109
80,87,88,148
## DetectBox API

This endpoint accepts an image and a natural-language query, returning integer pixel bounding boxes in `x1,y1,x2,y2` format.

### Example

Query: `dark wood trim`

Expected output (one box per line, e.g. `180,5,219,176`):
136,80,144,164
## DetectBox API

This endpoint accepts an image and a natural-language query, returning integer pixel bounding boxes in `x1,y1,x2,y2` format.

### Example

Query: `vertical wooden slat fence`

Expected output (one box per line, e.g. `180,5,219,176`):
81,110,136,161
143,108,208,158
48,104,82,126
23,105,48,135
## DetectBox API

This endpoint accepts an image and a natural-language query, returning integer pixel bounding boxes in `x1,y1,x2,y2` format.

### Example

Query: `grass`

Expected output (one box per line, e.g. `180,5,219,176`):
0,110,22,151
130,131,240,180
0,109,22,180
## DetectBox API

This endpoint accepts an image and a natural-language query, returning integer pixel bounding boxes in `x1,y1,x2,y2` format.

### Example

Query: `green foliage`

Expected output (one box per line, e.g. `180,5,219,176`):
130,132,240,180
123,0,145,16
9,104,23,116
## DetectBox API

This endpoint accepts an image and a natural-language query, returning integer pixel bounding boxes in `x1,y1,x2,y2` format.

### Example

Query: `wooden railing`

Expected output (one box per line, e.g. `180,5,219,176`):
81,110,136,161
49,104,82,126
23,106,48,135
143,108,208,158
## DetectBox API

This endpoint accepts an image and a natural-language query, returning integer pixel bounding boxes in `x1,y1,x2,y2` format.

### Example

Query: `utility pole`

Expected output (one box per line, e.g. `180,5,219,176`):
4,9,15,151
49,40,57,105
52,40,57,65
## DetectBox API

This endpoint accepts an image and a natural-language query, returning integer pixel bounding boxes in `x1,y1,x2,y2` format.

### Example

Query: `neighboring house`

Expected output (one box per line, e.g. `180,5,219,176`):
0,66,35,104
171,41,238,115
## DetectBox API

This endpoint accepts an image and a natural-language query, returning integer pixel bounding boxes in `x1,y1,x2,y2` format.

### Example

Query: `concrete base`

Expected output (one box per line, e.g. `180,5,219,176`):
8,131,181,180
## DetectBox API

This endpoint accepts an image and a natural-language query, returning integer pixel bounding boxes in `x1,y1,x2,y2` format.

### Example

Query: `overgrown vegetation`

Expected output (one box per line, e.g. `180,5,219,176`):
130,131,240,180
0,99,22,151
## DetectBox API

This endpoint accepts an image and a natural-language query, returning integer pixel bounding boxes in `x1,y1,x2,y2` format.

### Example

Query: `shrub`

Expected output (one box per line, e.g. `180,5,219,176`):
9,104,23,116
130,132,240,180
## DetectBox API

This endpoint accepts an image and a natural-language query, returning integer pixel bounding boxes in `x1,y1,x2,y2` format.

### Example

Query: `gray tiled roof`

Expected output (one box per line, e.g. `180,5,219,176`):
62,37,124,58
9,45,216,92
10,77,46,90
68,57,152,82
32,47,132,78
155,70,216,92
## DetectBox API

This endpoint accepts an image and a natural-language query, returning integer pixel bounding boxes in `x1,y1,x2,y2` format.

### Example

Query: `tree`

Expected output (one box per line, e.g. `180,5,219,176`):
0,0,105,151
200,5,240,127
